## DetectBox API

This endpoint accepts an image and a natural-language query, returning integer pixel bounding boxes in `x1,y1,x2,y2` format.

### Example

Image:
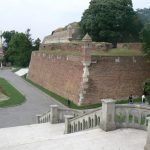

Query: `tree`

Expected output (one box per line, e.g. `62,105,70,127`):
136,8,150,25
6,32,32,67
33,38,41,50
140,23,150,57
2,29,41,67
2,31,16,50
80,0,142,47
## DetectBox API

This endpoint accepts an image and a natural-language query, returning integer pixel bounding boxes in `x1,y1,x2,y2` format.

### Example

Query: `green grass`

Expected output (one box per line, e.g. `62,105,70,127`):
115,97,141,104
91,48,144,56
0,78,25,107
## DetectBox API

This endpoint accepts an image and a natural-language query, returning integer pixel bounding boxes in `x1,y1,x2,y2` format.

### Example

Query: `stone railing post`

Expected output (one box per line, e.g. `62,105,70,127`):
100,99,116,131
36,114,42,124
64,115,74,134
144,117,150,150
50,105,59,124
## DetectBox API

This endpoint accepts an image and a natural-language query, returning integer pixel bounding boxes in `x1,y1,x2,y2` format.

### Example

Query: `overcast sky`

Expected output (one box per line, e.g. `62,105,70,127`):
0,0,150,41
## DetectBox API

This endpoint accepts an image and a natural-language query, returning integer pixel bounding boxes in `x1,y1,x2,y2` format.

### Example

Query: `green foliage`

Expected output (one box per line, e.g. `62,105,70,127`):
0,78,25,107
143,79,150,104
80,0,142,46
140,23,150,56
33,38,41,50
2,31,16,50
140,115,146,125
2,29,41,67
116,113,126,123
136,8,150,25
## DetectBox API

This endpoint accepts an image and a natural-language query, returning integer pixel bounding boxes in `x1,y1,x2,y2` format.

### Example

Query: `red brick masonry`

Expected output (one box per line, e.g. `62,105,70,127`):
28,52,150,105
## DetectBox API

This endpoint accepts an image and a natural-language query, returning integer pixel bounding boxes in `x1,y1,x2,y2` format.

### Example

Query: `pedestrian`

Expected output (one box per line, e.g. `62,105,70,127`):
128,94,133,104
142,94,146,103
67,99,71,107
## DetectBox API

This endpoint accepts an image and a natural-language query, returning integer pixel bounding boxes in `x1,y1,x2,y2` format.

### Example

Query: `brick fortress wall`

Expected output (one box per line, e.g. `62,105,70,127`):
28,52,150,105
28,51,83,104
27,33,149,105
85,56,150,104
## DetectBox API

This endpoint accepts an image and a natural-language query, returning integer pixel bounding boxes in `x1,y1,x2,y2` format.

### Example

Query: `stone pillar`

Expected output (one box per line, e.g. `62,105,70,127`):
67,25,72,41
144,117,150,150
100,99,116,131
64,115,74,134
82,33,92,62
50,105,59,124
36,114,42,124
78,33,92,105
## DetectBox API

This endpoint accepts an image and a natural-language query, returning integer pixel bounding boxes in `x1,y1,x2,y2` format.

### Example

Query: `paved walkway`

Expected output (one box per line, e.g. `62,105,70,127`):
0,69,66,128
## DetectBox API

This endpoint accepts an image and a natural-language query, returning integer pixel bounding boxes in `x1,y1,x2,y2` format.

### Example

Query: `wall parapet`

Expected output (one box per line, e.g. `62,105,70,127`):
32,51,82,62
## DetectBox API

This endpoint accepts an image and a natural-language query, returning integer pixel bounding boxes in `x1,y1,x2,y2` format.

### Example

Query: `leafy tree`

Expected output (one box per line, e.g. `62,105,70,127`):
2,29,41,67
140,23,150,56
136,8,150,25
6,32,32,67
2,31,16,50
33,38,41,50
80,0,142,47
143,79,150,104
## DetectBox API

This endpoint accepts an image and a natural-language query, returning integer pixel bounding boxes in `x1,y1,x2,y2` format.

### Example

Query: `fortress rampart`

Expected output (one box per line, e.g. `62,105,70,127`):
28,51,150,105
28,33,149,105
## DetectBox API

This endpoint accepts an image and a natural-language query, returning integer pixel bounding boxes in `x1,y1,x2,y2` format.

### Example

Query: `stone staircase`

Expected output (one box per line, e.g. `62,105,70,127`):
0,100,150,150
0,124,146,150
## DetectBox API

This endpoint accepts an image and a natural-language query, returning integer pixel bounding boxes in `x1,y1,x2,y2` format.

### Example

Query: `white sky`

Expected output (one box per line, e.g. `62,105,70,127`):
0,0,150,41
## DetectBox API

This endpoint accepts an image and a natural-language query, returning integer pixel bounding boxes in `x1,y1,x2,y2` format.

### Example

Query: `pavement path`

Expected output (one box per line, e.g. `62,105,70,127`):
0,69,66,128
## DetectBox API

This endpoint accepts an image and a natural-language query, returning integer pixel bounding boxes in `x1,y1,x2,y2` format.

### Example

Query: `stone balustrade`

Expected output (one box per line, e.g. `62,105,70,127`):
115,104,150,130
65,108,102,134
145,117,150,150
65,99,150,134
36,105,80,124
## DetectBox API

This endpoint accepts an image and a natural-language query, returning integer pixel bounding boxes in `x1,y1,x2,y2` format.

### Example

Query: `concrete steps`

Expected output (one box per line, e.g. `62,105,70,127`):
0,123,147,150
0,123,64,149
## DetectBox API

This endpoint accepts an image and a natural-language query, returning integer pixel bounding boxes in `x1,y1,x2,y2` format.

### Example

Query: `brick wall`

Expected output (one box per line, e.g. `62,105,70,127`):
40,42,112,52
28,52,150,105
117,43,142,51
28,52,83,104
84,56,150,104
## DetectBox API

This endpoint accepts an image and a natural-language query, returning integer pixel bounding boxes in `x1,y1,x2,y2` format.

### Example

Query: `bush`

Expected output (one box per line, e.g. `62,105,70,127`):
143,79,150,104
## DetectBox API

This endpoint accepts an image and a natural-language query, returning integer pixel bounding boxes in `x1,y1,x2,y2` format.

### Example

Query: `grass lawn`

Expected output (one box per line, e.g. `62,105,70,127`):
0,78,25,107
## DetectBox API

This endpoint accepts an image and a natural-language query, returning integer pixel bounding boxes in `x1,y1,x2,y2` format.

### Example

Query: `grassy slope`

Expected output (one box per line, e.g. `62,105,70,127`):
0,78,25,107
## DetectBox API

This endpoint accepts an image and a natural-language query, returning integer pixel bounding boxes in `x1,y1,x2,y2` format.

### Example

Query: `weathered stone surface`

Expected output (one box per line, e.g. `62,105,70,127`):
144,117,150,150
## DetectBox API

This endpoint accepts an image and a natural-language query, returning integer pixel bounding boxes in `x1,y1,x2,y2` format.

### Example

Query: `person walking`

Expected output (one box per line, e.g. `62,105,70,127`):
142,94,146,103
128,94,133,104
